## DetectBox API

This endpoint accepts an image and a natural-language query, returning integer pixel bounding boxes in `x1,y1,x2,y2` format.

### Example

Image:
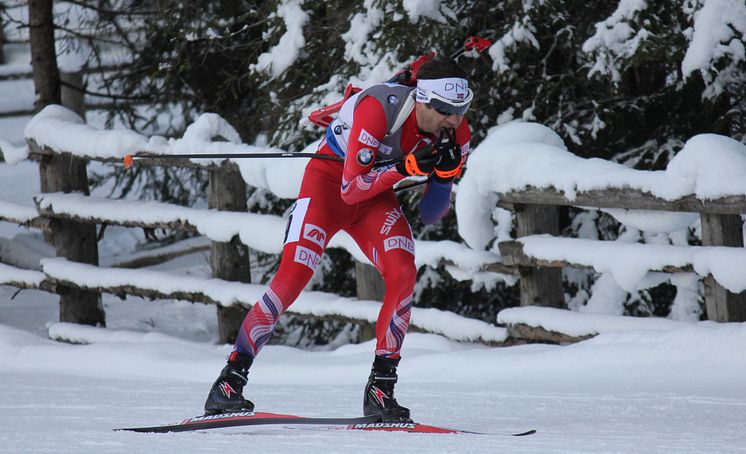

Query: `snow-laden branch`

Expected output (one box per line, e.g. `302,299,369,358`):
681,0,746,98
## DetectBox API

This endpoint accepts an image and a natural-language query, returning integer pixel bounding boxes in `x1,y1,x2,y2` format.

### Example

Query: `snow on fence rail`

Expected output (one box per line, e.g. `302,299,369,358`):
0,259,507,345
455,122,746,325
0,105,512,345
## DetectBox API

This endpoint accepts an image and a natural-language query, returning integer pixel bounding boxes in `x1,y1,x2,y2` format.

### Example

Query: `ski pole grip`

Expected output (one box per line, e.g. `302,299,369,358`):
123,154,134,170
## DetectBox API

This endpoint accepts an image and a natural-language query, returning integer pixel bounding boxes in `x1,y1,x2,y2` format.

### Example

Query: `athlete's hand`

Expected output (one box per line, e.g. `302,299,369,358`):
396,144,437,176
433,129,463,183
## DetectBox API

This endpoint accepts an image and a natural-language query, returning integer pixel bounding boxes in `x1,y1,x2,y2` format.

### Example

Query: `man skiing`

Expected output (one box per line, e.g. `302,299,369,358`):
204,58,473,422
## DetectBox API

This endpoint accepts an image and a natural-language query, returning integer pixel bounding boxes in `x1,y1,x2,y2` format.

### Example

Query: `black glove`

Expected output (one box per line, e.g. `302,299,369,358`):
433,129,463,183
396,143,437,176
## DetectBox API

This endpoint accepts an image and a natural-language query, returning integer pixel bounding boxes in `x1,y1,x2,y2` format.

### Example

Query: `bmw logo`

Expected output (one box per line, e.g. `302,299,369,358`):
356,148,374,166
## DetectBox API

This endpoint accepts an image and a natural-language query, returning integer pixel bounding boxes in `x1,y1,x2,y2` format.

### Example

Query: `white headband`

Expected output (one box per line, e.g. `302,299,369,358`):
415,77,470,103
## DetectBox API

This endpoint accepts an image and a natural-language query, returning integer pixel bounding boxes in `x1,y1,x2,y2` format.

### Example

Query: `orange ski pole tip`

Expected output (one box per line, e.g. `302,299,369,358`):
123,154,134,169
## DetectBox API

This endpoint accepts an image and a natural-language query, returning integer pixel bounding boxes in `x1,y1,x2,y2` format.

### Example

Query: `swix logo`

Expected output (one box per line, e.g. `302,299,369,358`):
219,381,236,398
383,236,415,255
294,245,321,271
358,128,379,148
303,224,327,248
369,386,388,406
380,208,404,235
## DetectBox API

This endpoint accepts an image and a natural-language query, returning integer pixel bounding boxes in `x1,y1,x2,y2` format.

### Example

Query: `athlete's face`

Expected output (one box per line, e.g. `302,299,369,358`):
415,102,463,135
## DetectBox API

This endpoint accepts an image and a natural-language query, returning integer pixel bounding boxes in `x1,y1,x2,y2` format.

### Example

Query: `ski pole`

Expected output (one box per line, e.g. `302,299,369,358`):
123,152,343,169
123,152,403,170
124,152,441,193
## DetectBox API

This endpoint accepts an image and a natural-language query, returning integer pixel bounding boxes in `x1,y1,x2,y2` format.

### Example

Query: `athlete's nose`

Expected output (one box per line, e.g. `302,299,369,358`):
442,113,461,128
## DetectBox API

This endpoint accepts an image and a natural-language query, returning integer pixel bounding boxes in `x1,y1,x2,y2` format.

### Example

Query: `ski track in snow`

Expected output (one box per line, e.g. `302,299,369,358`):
1,374,745,453
1,286,745,453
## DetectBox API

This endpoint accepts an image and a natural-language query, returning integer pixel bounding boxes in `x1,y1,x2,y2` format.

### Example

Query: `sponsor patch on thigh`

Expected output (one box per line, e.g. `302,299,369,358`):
294,245,321,271
383,236,415,255
303,223,327,248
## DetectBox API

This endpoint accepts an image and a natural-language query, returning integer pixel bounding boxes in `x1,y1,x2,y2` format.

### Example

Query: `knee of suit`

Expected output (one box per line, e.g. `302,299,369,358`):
383,258,417,294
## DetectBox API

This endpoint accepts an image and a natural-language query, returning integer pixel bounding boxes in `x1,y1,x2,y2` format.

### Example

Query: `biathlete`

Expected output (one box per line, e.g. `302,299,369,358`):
204,58,473,422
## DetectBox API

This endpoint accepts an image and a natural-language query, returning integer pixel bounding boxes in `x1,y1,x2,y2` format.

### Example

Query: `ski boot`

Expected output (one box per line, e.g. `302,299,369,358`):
204,352,255,415
363,356,412,422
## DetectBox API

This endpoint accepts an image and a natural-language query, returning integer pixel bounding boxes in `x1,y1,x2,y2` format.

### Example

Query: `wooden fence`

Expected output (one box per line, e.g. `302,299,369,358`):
496,189,746,323
2,50,744,344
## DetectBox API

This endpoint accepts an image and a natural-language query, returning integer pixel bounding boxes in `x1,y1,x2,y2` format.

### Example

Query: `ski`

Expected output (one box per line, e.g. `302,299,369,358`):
116,411,536,436
342,421,536,436
117,411,380,433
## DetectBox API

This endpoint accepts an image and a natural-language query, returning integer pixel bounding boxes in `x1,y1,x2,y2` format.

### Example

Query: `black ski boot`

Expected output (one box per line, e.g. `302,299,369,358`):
363,356,412,422
204,352,255,415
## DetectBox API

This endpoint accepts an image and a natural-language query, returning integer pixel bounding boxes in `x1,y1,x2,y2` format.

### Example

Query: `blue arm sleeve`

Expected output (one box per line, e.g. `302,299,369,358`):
418,180,453,225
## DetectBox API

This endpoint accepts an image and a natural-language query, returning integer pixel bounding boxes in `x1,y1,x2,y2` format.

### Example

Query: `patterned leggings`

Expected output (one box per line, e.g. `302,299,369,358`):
233,157,417,360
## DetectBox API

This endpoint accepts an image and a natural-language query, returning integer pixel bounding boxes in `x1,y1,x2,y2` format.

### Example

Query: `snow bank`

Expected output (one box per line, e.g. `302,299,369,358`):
497,306,692,338
48,322,196,345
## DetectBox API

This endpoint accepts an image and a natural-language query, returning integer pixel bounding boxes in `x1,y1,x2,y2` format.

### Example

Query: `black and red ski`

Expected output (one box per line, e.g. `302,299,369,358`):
116,411,535,436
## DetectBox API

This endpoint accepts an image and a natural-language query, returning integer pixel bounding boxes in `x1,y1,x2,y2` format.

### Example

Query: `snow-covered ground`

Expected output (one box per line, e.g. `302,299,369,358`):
1,284,745,453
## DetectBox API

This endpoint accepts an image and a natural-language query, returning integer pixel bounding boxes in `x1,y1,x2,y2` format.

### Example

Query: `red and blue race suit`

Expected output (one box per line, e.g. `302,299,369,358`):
233,83,471,360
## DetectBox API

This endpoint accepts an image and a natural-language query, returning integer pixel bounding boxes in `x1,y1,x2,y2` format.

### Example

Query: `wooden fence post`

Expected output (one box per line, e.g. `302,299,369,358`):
355,261,384,302
514,204,565,308
60,71,85,117
37,146,105,326
209,167,251,343
0,15,5,65
354,261,384,341
701,213,746,322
